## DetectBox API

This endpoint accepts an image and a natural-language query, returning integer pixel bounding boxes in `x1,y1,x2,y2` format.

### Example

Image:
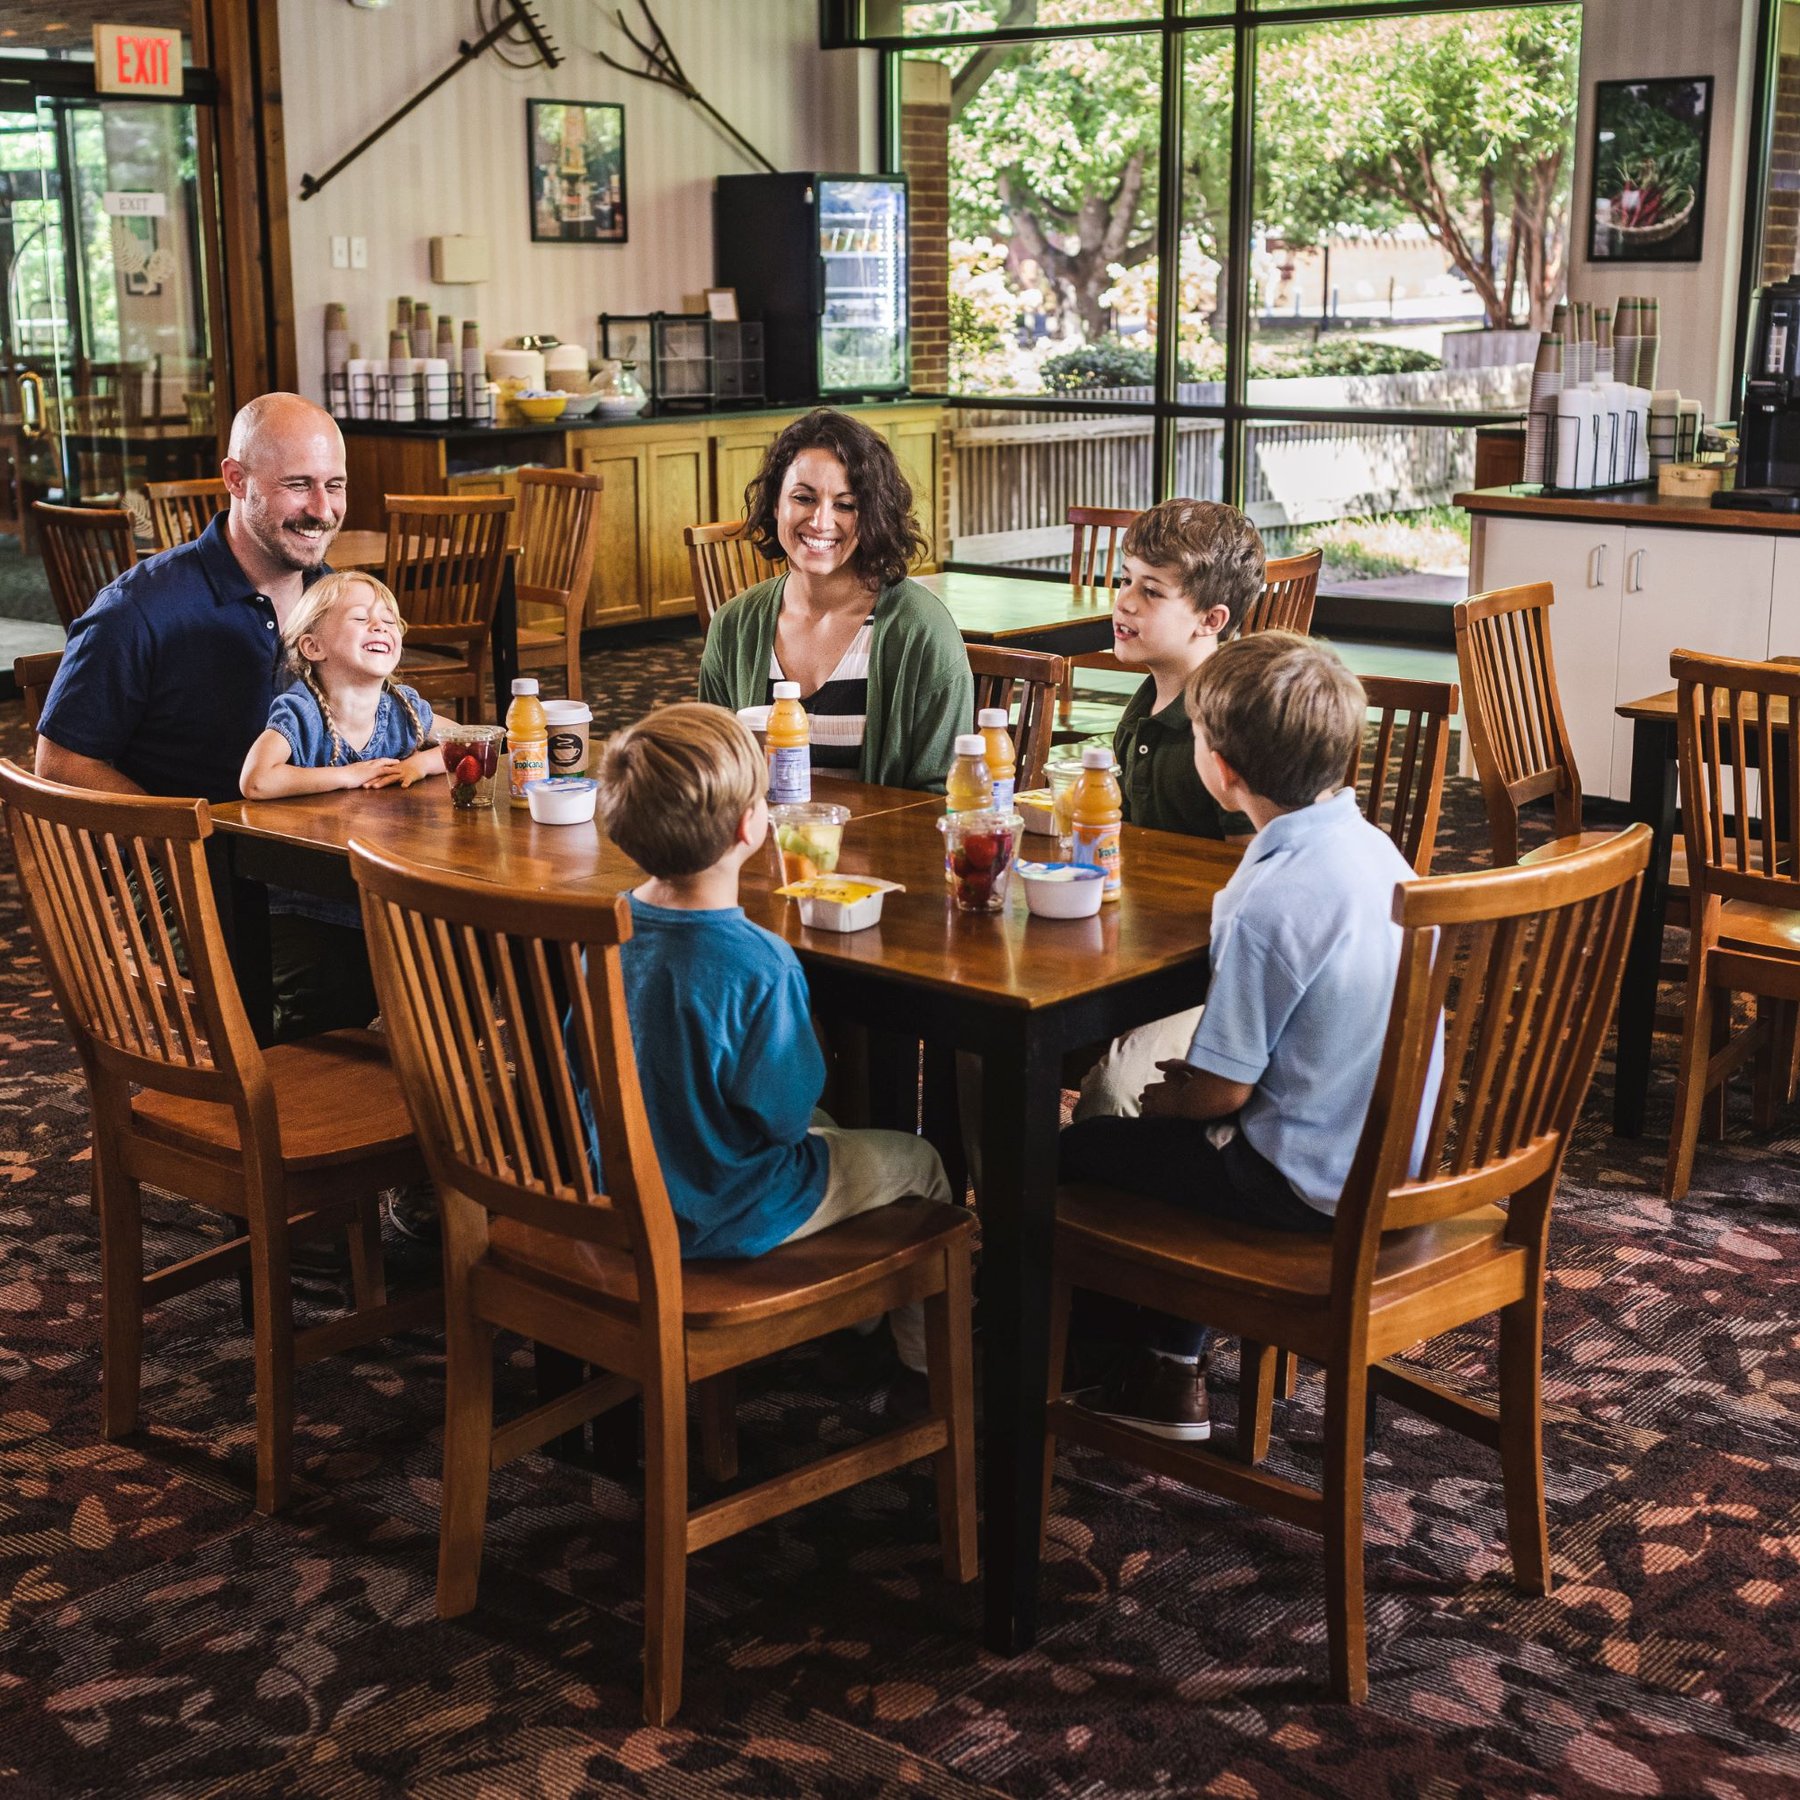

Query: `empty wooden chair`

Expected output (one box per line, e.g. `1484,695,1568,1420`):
968,642,1067,790
1242,547,1323,635
685,517,784,631
147,476,228,550
1059,504,1140,723
352,838,977,1725
0,762,438,1514
1348,673,1460,876
1043,825,1649,1702
384,493,511,723
33,501,137,628
1664,650,1800,1200
12,651,61,728
513,467,604,699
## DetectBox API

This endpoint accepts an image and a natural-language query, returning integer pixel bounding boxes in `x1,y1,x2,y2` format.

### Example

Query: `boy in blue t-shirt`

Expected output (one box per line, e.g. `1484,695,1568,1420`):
1060,631,1440,1442
590,702,950,1370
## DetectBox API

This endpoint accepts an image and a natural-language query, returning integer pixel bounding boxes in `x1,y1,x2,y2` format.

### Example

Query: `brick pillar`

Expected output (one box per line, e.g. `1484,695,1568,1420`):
901,57,951,394
1762,53,1800,284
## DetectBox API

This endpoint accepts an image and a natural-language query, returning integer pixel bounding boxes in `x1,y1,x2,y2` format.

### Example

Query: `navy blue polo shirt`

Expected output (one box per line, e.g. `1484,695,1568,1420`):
38,514,326,803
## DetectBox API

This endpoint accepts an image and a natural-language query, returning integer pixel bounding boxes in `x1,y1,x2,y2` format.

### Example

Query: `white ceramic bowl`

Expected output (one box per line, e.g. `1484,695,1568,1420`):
1019,860,1105,918
595,393,648,419
558,391,602,417
524,776,598,825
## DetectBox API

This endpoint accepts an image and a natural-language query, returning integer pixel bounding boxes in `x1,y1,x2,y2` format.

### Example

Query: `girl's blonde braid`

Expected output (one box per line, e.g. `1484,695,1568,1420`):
385,676,428,751
298,657,346,766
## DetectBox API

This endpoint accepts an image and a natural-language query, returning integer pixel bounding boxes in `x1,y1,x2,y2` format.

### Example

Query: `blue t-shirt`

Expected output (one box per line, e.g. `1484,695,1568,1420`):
37,513,328,803
267,681,434,769
1187,788,1442,1211
580,895,829,1259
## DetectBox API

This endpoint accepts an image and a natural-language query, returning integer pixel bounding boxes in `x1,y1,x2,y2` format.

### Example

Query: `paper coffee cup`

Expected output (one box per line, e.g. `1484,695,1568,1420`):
541,699,592,777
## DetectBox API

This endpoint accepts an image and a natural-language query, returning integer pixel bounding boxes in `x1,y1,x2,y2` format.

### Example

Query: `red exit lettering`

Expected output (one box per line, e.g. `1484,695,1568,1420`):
115,35,172,89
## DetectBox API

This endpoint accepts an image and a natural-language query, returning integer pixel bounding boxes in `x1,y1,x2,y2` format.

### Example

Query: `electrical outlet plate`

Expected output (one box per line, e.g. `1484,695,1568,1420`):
330,235,349,269
350,236,368,269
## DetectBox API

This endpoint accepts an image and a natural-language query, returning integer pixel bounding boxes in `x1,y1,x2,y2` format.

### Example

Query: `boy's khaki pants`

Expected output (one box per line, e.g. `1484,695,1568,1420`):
776,1110,952,1372
1072,1007,1205,1122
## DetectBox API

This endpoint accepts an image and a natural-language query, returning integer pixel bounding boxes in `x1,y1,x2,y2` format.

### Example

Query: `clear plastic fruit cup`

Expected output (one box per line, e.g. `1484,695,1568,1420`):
771,801,851,883
437,721,505,810
1045,752,1086,849
938,807,1024,913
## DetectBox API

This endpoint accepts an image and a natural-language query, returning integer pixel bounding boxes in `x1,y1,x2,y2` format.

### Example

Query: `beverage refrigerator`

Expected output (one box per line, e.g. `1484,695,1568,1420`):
715,172,909,404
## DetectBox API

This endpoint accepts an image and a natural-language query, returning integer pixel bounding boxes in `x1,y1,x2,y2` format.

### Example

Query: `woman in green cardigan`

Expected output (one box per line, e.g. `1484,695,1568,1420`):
698,409,972,793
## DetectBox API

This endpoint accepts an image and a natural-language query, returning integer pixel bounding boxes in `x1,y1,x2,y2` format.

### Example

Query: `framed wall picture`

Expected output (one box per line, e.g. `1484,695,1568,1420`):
1588,76,1712,264
528,100,626,244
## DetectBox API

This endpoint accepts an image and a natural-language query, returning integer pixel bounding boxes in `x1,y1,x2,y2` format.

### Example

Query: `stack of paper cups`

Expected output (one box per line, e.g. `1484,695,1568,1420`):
1550,303,1571,385
1554,384,1597,489
436,314,456,362
1637,299,1661,390
345,356,373,421
324,302,350,415
461,321,485,421
1648,388,1679,471
1572,302,1594,385
1524,331,1563,484
388,330,414,422
395,296,413,339
422,357,450,421
411,304,434,363
1593,307,1614,383
1597,381,1636,484
1613,296,1642,389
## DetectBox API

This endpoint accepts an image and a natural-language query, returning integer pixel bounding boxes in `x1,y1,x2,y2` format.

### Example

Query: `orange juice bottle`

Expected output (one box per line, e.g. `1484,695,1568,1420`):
505,677,549,807
1069,745,1122,901
767,680,812,804
945,733,993,814
978,708,1016,811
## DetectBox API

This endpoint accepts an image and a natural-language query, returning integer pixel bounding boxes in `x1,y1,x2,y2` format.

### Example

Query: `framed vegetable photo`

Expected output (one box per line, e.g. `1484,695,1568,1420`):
528,100,626,244
1588,76,1712,264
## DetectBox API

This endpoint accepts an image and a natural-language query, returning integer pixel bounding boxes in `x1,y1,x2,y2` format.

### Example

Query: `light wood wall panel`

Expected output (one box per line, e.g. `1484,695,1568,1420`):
279,0,875,402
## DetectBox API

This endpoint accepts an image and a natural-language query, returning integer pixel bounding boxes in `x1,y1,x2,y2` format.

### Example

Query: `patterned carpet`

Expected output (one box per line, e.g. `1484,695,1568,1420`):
3,635,1800,1799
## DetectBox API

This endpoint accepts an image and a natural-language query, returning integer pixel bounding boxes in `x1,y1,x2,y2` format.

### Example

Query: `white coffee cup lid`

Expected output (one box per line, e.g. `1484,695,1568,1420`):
540,699,591,722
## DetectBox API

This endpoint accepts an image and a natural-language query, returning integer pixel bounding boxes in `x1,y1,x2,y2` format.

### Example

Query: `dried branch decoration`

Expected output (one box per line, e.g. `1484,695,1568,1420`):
595,0,777,176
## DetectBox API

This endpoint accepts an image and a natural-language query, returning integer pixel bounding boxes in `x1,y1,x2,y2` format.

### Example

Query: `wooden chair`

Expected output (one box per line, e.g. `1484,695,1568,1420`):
1664,650,1800,1201
684,517,783,631
33,501,137,628
147,476,228,550
1348,673,1460,876
1058,504,1140,722
0,762,438,1514
1042,825,1649,1701
1242,547,1323,635
352,838,977,1725
513,467,604,700
384,493,512,723
12,651,61,728
968,642,1067,790
1061,546,1325,715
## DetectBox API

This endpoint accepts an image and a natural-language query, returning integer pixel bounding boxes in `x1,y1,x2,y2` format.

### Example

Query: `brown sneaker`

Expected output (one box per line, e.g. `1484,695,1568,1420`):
1071,1347,1211,1442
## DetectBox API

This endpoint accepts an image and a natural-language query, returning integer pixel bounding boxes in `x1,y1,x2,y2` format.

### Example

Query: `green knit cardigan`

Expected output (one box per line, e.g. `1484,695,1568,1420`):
697,574,973,793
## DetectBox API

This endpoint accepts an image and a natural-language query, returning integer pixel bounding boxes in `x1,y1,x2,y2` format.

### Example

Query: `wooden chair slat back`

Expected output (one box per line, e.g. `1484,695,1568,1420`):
1671,650,1800,909
146,477,228,551
1338,828,1648,1250
685,518,784,632
1454,582,1582,865
13,652,61,729
0,761,261,1102
516,467,604,598
33,502,137,629
352,838,681,1278
967,644,1067,790
382,495,511,638
1242,549,1322,636
1067,504,1140,601
1348,674,1460,876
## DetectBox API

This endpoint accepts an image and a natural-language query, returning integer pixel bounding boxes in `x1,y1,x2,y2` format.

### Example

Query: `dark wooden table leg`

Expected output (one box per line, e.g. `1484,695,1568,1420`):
491,554,519,717
215,839,275,1047
1615,717,1678,1137
978,1021,1061,1656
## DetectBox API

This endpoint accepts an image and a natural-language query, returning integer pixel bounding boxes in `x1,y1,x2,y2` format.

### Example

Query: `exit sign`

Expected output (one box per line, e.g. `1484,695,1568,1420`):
93,25,183,97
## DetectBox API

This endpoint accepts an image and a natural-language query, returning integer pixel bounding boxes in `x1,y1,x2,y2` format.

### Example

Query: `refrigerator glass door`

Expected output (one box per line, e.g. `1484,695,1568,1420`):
818,178,908,393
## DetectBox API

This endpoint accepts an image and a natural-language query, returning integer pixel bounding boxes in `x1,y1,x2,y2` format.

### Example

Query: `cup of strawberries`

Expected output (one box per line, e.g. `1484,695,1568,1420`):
938,807,1024,913
436,722,505,810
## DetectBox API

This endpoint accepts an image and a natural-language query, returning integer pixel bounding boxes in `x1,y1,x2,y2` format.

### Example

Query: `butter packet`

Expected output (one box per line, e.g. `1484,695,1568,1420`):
774,875,904,932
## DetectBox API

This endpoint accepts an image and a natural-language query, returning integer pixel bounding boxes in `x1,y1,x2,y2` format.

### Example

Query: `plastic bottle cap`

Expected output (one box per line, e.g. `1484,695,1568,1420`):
977,708,1008,728
1081,746,1114,769
954,733,986,756
772,681,801,700
511,678,540,695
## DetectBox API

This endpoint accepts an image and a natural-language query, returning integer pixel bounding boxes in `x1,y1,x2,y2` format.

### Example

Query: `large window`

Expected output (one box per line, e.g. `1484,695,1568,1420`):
867,0,1581,618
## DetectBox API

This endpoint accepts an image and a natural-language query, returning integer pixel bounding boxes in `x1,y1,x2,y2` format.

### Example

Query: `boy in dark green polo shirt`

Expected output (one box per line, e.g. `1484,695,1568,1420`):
1075,498,1266,1120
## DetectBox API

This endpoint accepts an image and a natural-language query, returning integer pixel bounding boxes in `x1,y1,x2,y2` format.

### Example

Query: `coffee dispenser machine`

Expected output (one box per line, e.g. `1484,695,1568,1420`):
1727,277,1800,510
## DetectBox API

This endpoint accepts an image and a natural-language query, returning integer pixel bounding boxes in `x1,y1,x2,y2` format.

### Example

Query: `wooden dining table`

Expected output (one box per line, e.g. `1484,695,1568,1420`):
330,528,521,715
210,775,1240,1657
917,568,1116,658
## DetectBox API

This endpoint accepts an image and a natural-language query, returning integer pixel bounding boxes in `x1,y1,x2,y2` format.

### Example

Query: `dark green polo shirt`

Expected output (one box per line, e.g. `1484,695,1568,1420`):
1112,677,1245,840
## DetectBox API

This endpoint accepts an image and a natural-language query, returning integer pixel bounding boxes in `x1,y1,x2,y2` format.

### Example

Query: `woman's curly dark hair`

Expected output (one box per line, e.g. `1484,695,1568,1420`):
743,408,927,591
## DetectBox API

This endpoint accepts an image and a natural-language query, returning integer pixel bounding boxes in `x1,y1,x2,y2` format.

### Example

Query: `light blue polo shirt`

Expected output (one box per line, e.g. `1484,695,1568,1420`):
1186,787,1440,1212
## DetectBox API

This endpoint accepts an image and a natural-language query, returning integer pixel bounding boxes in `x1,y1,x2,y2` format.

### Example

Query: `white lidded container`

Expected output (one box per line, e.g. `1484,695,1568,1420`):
541,699,593,777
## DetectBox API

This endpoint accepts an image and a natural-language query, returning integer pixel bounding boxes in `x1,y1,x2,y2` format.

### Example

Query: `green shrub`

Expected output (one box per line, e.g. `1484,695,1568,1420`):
1040,339,1160,392
1290,338,1442,377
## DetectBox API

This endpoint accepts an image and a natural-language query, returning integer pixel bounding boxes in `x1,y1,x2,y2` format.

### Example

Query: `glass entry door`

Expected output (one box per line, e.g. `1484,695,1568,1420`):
0,91,217,619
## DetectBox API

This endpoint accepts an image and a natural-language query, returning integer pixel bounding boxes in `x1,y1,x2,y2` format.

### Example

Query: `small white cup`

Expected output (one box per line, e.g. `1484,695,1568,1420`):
541,699,592,778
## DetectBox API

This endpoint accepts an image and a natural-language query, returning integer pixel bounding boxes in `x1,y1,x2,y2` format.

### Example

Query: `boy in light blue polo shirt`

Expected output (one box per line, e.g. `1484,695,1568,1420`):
1059,631,1440,1441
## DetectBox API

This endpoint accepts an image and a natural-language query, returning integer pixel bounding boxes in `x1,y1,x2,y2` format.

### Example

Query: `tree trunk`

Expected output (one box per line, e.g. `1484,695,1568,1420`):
1000,158,1154,342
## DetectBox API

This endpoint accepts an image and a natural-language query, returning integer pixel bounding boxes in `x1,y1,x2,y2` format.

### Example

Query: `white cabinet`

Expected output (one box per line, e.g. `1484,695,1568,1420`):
1472,515,1627,801
1770,537,1800,654
1610,529,1775,796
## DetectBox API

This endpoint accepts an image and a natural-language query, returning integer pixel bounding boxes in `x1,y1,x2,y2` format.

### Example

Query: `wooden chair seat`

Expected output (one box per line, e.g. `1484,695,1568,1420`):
1057,1184,1518,1337
1715,898,1800,957
1522,831,1691,894
131,1030,419,1176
